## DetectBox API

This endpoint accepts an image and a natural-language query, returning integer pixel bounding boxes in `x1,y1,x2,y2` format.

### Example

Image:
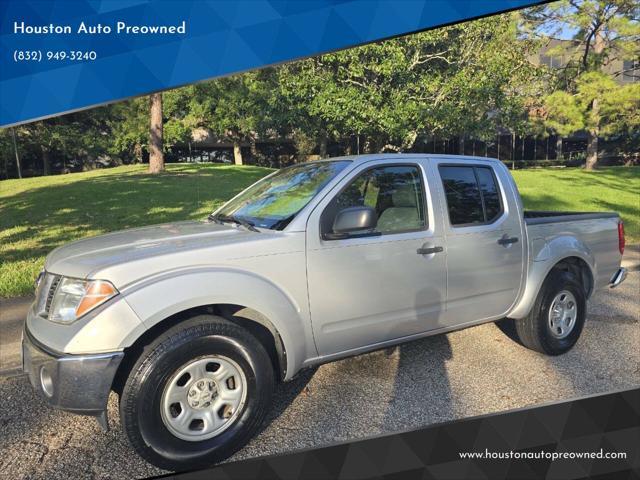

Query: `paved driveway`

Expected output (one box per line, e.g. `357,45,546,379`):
0,272,638,479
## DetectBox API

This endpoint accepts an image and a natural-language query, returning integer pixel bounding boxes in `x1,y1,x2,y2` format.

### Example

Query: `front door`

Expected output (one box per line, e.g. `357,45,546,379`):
306,160,447,356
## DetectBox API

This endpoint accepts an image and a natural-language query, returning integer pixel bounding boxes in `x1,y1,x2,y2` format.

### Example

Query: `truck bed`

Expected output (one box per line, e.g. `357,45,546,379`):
524,210,621,291
524,210,619,226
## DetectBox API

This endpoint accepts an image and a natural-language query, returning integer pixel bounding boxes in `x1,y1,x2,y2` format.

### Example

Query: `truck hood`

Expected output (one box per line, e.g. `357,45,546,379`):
45,220,276,281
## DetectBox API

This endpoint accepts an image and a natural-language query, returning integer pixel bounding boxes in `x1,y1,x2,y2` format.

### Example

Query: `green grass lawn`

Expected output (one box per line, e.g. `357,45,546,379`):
1,163,638,298
511,167,639,240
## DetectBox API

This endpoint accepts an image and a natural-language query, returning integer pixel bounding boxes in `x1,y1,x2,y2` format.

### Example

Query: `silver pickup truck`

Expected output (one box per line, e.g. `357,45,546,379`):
22,154,627,470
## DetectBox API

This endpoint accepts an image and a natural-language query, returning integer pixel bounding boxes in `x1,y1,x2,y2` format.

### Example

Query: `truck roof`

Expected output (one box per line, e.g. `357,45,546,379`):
321,153,501,164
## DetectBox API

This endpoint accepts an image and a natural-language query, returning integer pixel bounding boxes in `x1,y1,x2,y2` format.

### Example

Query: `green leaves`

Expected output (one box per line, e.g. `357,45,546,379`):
544,91,585,136
274,13,536,151
598,81,640,137
543,68,639,140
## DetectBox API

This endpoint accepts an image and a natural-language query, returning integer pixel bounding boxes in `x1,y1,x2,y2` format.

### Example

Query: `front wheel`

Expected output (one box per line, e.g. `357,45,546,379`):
512,268,587,355
119,315,274,471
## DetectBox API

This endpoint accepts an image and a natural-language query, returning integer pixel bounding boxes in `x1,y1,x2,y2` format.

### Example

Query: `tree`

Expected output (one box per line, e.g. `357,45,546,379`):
275,13,539,155
148,93,165,173
524,0,639,168
105,90,190,168
107,98,148,163
537,71,639,164
163,88,193,152
20,121,61,175
185,71,274,165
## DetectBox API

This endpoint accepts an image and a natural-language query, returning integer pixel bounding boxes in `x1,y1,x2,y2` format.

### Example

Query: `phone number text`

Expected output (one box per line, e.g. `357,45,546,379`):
13,50,98,62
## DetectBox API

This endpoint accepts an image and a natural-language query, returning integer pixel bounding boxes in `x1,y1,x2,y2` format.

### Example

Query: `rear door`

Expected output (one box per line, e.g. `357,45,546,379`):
306,159,447,356
432,159,525,325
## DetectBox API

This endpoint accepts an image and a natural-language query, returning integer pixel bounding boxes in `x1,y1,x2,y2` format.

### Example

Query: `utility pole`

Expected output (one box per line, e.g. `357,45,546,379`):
11,127,22,179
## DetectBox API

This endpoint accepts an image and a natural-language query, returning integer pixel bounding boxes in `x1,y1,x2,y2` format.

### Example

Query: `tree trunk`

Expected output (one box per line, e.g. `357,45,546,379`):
233,140,243,165
584,89,601,170
545,136,549,161
318,132,328,158
41,146,50,176
148,93,164,173
344,137,353,156
249,138,261,163
363,137,373,154
11,127,22,179
134,143,143,164
556,135,563,161
586,122,599,170
584,29,605,170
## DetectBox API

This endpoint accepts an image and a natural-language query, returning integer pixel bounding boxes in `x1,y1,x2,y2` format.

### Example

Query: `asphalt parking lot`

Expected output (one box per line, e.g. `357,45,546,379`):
0,271,638,479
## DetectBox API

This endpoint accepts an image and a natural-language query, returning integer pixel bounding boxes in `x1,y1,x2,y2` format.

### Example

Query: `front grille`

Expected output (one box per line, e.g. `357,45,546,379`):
35,273,61,318
45,275,61,314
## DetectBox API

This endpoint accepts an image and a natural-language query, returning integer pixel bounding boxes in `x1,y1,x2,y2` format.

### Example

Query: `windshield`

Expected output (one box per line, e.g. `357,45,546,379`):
214,161,351,230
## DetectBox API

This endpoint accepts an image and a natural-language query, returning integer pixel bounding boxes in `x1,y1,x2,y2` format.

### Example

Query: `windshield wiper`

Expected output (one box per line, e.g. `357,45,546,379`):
208,213,224,225
270,214,296,231
212,214,260,232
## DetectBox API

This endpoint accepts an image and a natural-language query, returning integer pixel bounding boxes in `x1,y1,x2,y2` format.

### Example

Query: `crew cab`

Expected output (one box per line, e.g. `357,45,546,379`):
22,154,627,470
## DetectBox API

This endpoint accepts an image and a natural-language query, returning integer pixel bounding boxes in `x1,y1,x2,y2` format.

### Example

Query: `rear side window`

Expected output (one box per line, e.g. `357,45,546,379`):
439,165,503,226
438,166,484,225
475,167,502,222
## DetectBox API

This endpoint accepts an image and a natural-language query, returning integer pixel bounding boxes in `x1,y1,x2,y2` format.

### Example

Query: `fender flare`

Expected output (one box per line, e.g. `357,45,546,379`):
509,235,596,319
121,267,313,380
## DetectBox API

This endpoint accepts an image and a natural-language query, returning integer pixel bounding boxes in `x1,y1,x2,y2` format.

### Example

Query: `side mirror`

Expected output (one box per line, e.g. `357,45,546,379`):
325,206,378,239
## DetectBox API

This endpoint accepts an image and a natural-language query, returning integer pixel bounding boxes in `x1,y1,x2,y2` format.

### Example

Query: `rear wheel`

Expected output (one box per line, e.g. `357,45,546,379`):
119,315,274,471
511,268,586,355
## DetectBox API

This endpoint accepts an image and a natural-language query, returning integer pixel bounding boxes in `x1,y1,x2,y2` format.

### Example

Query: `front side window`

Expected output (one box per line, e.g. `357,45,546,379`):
439,165,503,226
322,165,426,235
215,161,350,230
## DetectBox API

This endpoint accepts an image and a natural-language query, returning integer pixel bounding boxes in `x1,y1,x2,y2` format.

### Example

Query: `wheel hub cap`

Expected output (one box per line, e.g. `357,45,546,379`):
187,379,217,409
160,355,247,441
548,290,577,339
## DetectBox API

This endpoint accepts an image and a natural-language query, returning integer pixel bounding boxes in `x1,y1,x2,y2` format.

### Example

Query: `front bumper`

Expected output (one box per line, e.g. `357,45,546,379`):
22,327,124,416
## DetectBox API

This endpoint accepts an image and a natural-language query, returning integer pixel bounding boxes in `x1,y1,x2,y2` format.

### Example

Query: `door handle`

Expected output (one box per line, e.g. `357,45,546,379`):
417,246,443,255
498,236,519,246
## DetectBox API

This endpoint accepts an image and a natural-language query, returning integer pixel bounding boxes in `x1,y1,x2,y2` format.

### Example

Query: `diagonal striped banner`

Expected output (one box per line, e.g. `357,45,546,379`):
1,0,548,127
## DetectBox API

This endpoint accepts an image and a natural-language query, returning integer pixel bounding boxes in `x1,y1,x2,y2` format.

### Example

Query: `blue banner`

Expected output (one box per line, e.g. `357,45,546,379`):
1,0,544,127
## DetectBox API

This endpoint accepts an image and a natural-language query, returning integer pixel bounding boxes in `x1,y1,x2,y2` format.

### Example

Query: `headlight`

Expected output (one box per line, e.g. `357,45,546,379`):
48,278,118,324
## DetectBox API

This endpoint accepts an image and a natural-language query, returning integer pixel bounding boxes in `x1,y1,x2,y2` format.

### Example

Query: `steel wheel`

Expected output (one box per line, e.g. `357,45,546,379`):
160,355,248,441
547,290,577,339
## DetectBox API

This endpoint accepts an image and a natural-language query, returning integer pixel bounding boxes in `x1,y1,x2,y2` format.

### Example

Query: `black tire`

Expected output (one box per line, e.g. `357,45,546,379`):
513,268,586,355
119,315,274,471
